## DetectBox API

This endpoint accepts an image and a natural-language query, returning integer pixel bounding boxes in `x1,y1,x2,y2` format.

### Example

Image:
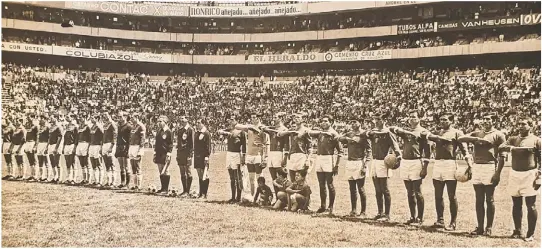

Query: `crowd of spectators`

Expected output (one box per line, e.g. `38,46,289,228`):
3,2,539,34
3,63,540,145
3,28,540,56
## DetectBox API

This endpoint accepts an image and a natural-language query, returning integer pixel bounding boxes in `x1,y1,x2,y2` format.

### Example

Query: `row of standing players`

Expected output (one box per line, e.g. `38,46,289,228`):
1,110,540,241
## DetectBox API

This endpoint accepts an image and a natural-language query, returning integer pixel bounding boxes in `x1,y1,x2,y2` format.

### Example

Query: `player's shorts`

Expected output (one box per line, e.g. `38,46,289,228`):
371,160,393,178
101,143,114,157
400,159,423,181
36,142,48,156
76,142,90,157
193,155,206,169
508,169,538,197
2,142,11,154
432,160,457,181
89,145,102,159
287,153,307,171
47,144,60,155
115,145,129,158
128,145,141,159
268,151,283,168
315,155,334,173
245,154,261,165
153,153,168,165
471,163,496,185
23,141,36,153
345,160,366,180
226,151,241,170
10,144,24,156
63,144,75,155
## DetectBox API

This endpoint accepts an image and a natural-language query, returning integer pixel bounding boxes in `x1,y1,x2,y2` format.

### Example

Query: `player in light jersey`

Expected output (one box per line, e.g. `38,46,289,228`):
218,115,246,203
88,114,104,187
235,113,269,196
11,117,26,180
128,113,146,191
498,118,540,242
76,117,91,185
278,113,312,183
262,113,289,199
367,112,402,222
426,113,470,230
115,111,132,189
101,113,117,188
47,115,63,183
36,114,50,182
458,112,506,236
2,119,15,180
24,113,39,181
338,118,372,217
390,110,431,226
63,114,78,185
308,116,343,215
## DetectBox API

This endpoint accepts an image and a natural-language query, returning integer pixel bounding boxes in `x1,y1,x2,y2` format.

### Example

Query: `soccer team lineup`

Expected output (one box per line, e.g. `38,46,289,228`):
2,109,540,241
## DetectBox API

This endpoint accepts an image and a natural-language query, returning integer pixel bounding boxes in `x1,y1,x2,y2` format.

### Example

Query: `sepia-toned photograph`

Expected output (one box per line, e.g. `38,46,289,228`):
1,0,541,247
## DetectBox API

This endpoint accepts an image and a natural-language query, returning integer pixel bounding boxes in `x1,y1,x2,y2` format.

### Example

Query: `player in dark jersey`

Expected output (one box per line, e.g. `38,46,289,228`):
426,113,469,230
101,113,117,189
307,115,343,215
47,114,63,183
2,119,15,180
154,115,173,194
498,118,541,242
176,115,194,197
76,117,91,185
63,114,78,185
36,114,50,182
89,114,104,187
218,115,246,203
115,111,132,189
390,110,431,226
338,119,372,217
194,118,212,199
128,113,146,191
262,113,289,200
11,117,26,180
24,113,39,181
458,112,506,236
279,113,312,183
367,112,402,222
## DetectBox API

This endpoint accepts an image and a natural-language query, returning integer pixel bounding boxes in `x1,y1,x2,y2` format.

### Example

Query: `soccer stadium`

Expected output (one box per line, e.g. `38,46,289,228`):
1,1,541,247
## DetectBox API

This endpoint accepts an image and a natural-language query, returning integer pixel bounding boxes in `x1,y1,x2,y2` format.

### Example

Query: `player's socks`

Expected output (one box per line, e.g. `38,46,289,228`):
163,175,170,192
180,175,187,193
186,176,193,193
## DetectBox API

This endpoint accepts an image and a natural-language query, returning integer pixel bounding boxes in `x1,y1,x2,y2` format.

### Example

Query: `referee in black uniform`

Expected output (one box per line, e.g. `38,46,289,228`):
154,115,173,194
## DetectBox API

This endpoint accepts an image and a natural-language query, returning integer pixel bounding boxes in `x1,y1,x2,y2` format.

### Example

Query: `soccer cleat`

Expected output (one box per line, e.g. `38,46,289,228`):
444,223,456,231
510,230,522,239
433,221,445,228
484,227,492,237
377,215,390,222
524,236,534,242
227,199,236,204
358,213,367,219
347,211,357,217
414,218,423,226
316,207,327,213
470,227,484,236
373,214,384,220
2,175,10,180
405,217,416,225
15,176,23,180
7,175,15,181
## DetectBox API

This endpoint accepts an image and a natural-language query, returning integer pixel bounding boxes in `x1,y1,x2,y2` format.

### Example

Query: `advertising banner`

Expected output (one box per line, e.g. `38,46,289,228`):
375,1,436,7
324,50,392,62
65,1,189,17
189,4,306,17
248,53,323,64
437,15,521,31
1,42,53,55
520,13,541,25
51,46,172,63
397,22,437,34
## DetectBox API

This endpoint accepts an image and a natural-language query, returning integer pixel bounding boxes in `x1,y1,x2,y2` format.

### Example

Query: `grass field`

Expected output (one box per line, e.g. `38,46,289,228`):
2,150,541,247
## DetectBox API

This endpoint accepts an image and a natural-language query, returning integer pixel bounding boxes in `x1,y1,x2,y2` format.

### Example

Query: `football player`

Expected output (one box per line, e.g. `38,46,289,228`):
2,118,15,180
47,114,63,183
498,118,540,241
338,118,372,217
278,113,312,183
88,114,104,187
102,113,117,188
390,110,431,226
218,115,246,203
154,115,173,194
63,114,78,184
426,112,470,230
76,116,91,185
262,113,289,200
193,118,212,199
115,111,132,189
458,112,506,236
36,114,50,182
11,116,26,180
128,113,146,191
307,115,343,215
24,113,39,181
176,115,194,196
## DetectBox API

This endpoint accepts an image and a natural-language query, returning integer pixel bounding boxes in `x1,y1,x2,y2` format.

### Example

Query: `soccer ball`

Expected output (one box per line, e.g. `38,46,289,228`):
147,185,157,193
455,167,471,183
168,188,178,197
384,154,399,169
